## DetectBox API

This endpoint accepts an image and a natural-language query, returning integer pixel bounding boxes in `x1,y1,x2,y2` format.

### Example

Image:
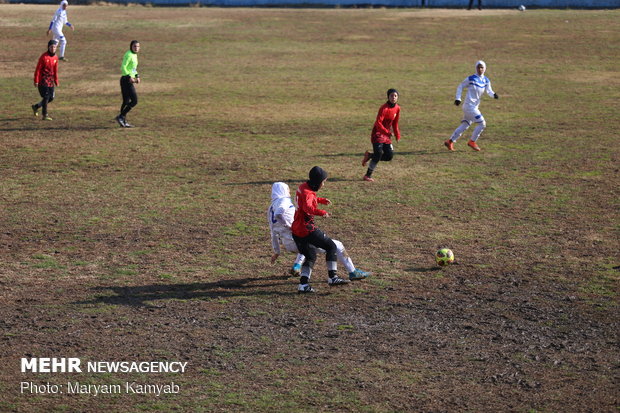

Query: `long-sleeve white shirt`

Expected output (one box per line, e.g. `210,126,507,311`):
455,74,495,111
49,6,69,33
267,183,296,255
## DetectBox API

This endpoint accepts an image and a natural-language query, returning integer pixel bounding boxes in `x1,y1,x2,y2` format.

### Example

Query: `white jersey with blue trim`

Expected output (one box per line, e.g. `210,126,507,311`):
267,182,297,255
455,74,495,110
50,6,68,33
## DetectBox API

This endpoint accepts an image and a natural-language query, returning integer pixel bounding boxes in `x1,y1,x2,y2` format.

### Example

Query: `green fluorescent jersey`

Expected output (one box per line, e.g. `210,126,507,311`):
121,50,138,77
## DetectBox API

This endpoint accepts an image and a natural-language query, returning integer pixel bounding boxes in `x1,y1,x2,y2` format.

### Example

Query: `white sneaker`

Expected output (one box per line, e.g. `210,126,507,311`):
298,284,315,294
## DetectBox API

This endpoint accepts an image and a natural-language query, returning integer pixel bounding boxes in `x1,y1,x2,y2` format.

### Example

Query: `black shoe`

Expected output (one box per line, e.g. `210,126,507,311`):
32,104,39,117
115,115,126,127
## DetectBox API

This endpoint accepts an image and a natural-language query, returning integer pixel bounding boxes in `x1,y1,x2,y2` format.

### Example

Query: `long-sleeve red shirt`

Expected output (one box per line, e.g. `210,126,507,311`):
34,52,59,87
371,102,400,144
292,182,329,238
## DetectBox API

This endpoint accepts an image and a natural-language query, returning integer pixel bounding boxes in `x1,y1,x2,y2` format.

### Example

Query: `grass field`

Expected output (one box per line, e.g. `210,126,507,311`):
1,4,619,412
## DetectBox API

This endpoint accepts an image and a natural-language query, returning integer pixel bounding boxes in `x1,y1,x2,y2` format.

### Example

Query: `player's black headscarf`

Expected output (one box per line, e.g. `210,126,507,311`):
308,166,328,191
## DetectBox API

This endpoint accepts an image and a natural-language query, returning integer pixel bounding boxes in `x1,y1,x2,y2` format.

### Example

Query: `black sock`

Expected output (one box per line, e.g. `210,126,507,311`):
328,270,337,279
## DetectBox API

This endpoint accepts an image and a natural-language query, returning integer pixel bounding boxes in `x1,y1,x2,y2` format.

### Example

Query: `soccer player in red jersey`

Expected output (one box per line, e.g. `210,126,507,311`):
362,89,401,182
32,40,60,121
292,166,351,293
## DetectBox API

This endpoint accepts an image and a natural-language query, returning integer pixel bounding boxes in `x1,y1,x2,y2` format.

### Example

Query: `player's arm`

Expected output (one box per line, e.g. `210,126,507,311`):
487,80,498,99
454,78,468,105
54,59,59,86
300,192,327,217
393,108,401,141
34,56,44,86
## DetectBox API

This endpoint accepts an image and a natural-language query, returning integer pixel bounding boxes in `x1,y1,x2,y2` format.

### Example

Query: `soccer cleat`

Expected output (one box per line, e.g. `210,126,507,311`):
42,115,53,121
59,57,68,62
467,140,481,151
444,139,455,151
328,276,350,286
297,284,315,294
363,175,374,182
115,115,126,127
290,263,302,276
123,121,134,128
361,150,371,166
31,104,39,117
348,269,370,280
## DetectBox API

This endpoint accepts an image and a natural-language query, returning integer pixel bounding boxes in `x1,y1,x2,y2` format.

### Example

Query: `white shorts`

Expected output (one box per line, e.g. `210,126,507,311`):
462,107,485,125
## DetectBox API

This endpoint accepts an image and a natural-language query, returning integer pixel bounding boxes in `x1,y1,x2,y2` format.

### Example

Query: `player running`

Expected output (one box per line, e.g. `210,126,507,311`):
445,60,499,152
47,1,74,62
361,89,401,182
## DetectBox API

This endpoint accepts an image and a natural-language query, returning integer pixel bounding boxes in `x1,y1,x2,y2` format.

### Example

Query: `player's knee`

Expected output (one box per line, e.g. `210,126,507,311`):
383,152,394,162
325,240,337,261
372,149,383,162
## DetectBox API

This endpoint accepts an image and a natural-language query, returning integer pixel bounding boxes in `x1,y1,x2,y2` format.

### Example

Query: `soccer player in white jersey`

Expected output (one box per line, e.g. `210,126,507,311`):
445,60,499,152
47,1,74,62
267,182,369,281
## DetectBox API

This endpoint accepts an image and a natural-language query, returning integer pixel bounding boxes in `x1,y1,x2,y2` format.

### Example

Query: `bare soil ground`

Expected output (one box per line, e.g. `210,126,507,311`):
0,5,618,412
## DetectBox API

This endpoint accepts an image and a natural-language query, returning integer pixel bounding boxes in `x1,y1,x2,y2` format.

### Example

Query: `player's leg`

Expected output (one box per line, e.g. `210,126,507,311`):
54,31,67,59
306,230,349,286
364,142,384,181
468,111,485,151
293,234,317,293
381,143,394,162
332,239,371,280
283,236,304,275
448,120,471,143
38,85,53,120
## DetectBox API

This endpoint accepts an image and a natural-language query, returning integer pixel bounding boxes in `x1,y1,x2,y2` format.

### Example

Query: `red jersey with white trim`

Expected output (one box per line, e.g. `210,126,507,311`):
34,52,59,87
292,182,329,238
371,102,400,144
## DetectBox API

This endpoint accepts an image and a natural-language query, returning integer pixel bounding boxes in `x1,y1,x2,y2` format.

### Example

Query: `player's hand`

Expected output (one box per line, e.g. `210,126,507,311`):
34,82,38,87
270,253,279,264
324,212,331,218
135,78,141,84
454,100,461,106
493,93,499,99
396,136,401,142
71,26,75,32
46,29,51,36
324,198,331,205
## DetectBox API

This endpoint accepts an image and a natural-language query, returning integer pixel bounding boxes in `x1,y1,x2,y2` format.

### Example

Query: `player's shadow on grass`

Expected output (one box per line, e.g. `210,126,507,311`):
320,150,446,157
0,125,110,132
225,177,357,186
75,275,295,308
405,266,442,273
